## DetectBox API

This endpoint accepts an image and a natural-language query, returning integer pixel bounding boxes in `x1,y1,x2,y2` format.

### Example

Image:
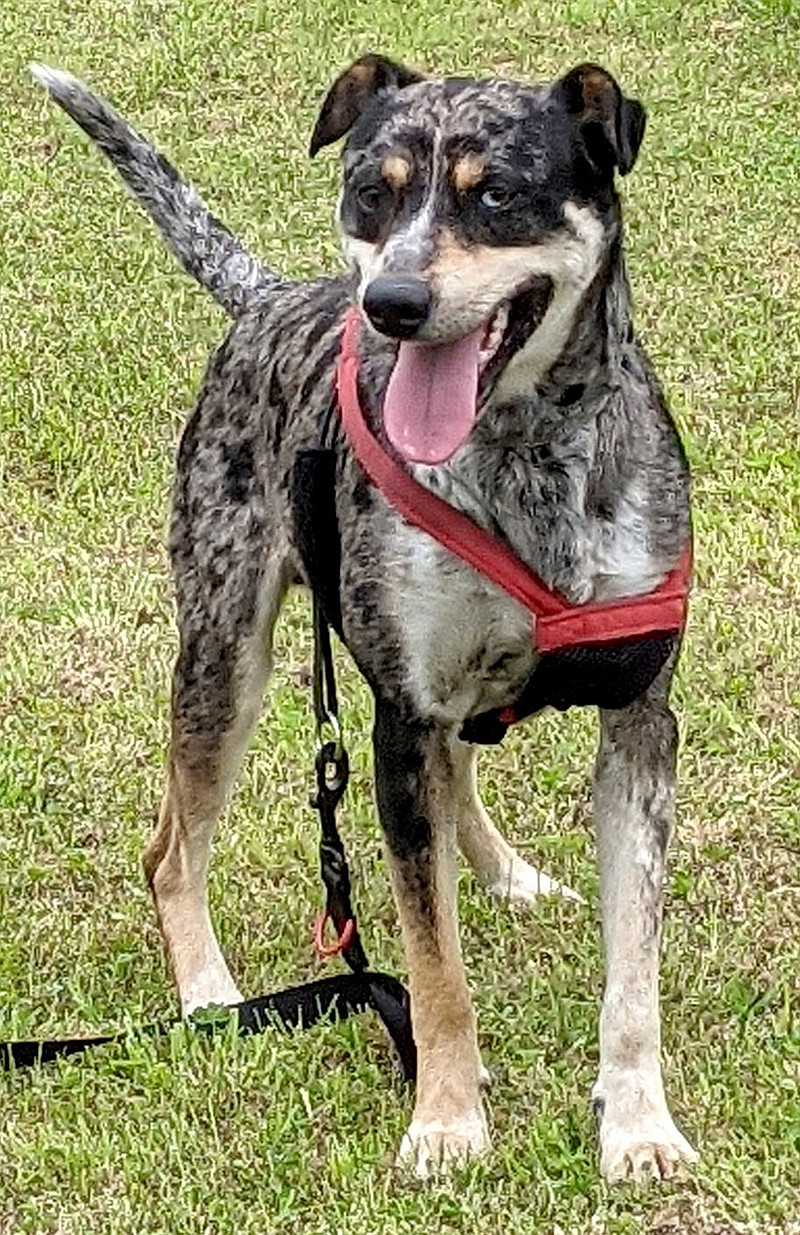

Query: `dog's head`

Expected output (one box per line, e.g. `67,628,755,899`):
311,57,645,463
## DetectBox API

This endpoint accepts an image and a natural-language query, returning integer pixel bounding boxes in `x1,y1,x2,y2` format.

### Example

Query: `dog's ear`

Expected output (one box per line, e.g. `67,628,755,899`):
556,63,646,177
309,54,425,156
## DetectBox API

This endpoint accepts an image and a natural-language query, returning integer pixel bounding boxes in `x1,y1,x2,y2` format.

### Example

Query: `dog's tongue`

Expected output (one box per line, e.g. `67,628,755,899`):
383,326,483,464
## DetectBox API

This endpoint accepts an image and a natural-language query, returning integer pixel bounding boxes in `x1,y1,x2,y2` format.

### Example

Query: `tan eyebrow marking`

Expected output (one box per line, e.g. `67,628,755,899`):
451,152,486,193
381,153,413,190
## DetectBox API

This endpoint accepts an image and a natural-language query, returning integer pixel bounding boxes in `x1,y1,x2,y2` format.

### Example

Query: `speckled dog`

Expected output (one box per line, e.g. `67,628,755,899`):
34,56,696,1182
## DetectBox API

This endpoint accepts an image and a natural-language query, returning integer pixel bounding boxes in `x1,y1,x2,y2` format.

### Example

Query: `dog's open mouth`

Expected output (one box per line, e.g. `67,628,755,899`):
382,306,510,466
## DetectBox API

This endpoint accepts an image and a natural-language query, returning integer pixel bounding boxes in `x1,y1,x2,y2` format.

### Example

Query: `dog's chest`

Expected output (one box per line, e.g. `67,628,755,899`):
336,346,682,725
382,446,666,724
388,523,537,723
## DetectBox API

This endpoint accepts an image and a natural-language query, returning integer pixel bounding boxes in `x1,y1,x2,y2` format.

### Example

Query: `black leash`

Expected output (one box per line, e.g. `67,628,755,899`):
0,973,412,1072
307,595,415,1079
1,590,416,1081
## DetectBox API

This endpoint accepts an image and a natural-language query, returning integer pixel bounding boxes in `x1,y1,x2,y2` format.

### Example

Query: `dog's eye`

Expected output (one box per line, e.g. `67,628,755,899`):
479,184,522,211
355,183,389,213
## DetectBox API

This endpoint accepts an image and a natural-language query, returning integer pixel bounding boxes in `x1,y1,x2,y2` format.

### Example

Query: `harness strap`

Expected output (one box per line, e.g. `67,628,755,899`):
337,307,691,653
292,447,343,634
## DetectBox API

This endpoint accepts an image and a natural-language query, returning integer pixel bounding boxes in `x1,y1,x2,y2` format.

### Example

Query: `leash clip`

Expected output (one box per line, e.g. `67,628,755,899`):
311,739,349,812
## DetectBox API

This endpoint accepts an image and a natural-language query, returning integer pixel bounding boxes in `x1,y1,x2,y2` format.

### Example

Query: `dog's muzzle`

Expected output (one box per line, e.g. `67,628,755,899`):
362,276,431,339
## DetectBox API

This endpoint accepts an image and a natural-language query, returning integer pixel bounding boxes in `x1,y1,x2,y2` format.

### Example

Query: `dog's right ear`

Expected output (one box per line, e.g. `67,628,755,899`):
309,54,424,156
556,63,646,177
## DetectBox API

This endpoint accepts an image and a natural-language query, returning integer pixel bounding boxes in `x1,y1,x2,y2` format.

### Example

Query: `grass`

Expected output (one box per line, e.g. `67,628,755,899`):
1,0,799,1230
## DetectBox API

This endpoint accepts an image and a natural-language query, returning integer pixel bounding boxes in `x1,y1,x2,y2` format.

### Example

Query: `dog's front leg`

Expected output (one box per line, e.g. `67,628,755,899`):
592,677,697,1183
373,696,489,1177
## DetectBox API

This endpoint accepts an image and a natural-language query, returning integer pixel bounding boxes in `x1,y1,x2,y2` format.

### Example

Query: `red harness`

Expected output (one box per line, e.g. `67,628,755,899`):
336,307,691,664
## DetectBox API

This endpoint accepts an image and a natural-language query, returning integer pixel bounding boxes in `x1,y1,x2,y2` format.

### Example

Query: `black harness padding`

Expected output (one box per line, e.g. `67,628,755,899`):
536,632,677,711
460,632,677,744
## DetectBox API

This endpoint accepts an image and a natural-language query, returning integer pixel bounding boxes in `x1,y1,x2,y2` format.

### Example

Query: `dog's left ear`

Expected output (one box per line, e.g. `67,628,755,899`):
309,54,425,156
556,63,646,177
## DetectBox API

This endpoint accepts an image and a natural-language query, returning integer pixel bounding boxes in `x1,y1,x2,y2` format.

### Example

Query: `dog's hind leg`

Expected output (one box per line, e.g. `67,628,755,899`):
452,743,584,905
145,557,290,1016
373,701,490,1177
145,551,290,1015
143,392,293,1012
591,669,697,1183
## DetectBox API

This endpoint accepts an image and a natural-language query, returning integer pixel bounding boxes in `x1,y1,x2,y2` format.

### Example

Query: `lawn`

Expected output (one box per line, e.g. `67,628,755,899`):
1,0,799,1231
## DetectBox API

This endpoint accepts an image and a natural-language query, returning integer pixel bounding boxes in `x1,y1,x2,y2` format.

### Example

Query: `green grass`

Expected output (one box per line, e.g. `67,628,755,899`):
1,0,799,1230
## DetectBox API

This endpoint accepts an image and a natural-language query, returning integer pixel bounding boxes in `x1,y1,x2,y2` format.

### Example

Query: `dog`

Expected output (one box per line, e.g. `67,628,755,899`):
33,55,696,1183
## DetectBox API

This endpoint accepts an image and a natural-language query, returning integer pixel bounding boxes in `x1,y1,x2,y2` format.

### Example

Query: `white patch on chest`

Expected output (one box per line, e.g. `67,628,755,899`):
589,482,670,601
388,522,536,722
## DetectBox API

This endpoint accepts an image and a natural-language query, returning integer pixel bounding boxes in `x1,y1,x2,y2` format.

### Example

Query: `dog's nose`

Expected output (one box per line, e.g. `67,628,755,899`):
362,276,431,339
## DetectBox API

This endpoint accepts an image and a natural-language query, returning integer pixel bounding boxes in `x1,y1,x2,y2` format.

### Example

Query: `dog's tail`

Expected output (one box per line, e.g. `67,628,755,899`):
31,65,278,317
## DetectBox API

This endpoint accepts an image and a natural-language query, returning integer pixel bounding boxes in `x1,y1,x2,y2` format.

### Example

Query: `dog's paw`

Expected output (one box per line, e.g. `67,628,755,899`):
600,1119,697,1183
594,1084,697,1184
397,1109,490,1179
181,972,243,1018
484,858,584,907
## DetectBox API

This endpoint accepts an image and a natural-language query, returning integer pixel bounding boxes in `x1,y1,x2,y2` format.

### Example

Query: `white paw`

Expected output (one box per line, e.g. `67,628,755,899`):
397,1108,490,1179
484,857,585,906
181,971,243,1017
600,1119,697,1183
595,1085,697,1183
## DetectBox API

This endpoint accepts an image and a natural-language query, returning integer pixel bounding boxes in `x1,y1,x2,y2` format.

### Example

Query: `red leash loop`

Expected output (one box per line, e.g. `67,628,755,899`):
314,910,357,960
